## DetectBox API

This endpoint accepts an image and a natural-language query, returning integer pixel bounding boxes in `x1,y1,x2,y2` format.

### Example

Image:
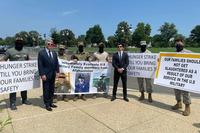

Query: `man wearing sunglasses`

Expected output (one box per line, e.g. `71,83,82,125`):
38,39,59,111
111,42,129,102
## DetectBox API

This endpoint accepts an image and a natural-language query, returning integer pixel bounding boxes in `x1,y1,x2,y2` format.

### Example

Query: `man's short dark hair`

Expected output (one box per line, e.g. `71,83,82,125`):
117,42,125,47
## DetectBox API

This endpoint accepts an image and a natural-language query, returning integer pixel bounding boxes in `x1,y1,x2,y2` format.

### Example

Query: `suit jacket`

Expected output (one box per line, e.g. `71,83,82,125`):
38,48,59,79
112,51,129,72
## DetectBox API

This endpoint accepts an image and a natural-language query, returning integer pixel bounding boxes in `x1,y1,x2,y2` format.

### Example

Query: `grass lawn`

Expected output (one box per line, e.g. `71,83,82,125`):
68,47,200,53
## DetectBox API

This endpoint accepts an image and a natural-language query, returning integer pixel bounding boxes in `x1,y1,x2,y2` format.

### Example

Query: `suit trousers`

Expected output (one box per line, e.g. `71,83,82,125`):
112,71,127,98
42,77,55,107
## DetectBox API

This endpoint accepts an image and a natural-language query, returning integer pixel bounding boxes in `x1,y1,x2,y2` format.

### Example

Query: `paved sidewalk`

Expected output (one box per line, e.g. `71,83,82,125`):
0,87,200,133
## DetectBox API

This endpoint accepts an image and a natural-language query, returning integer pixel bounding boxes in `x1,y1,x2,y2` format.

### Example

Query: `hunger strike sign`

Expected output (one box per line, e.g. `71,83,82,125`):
0,61,40,95
154,52,200,93
127,53,158,78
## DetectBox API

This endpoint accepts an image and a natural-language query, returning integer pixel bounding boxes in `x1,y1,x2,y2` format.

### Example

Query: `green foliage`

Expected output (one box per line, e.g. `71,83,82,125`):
50,28,61,44
115,21,132,47
0,117,12,132
85,25,105,46
15,31,42,46
60,29,76,47
3,37,15,46
189,25,200,46
77,35,86,46
132,22,151,47
107,35,117,48
28,31,42,46
157,22,178,47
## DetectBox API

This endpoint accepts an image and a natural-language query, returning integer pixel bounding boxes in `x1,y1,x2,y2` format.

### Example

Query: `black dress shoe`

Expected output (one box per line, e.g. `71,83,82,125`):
124,97,129,102
22,100,32,105
10,104,17,110
46,106,52,111
50,104,57,108
111,96,116,101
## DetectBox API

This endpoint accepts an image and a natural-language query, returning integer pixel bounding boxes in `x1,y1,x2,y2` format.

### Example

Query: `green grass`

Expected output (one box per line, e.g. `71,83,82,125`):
0,116,11,132
68,47,200,53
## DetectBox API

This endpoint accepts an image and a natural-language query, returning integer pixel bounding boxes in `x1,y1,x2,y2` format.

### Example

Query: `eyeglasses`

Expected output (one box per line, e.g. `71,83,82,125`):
47,42,55,46
118,45,123,48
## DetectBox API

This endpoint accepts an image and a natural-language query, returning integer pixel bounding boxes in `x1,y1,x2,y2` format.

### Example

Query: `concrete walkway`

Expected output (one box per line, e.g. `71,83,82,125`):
0,87,200,133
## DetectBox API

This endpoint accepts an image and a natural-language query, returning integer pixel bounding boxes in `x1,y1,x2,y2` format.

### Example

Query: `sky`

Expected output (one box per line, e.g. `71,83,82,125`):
0,0,200,39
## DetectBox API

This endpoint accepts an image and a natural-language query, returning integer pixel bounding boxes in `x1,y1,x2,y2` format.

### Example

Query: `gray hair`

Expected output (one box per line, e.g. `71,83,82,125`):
45,39,53,45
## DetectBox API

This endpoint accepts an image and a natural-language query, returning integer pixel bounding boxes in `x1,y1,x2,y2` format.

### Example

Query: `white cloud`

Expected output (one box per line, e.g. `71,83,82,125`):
62,10,78,16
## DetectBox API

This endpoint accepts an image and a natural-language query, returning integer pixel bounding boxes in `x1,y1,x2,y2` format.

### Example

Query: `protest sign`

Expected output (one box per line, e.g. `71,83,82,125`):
0,61,40,95
54,59,111,95
154,52,200,93
127,53,158,78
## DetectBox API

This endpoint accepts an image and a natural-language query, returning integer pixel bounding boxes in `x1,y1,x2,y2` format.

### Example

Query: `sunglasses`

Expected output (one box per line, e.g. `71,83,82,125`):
118,45,123,48
47,43,53,45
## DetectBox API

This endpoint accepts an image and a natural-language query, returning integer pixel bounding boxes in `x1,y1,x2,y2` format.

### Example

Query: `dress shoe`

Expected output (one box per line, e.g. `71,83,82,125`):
22,100,32,105
124,97,129,102
50,104,57,108
111,96,116,101
46,106,52,111
10,104,17,110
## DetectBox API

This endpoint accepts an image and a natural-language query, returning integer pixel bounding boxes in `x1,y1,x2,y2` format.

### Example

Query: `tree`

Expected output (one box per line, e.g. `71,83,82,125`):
77,35,86,46
132,22,151,47
4,37,15,46
115,21,132,47
60,29,76,47
152,34,164,47
50,28,61,45
189,25,200,46
85,25,105,46
158,22,178,47
28,31,41,46
107,36,117,48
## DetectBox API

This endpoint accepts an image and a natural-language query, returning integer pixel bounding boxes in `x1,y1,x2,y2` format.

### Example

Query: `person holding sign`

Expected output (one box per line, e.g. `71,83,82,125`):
92,42,110,98
38,39,59,111
2,37,32,110
71,41,91,101
137,41,153,102
111,42,129,102
171,38,192,116
53,45,69,103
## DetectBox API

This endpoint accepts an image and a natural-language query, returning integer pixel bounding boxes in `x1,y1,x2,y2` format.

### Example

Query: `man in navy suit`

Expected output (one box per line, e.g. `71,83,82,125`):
111,42,129,102
38,39,59,111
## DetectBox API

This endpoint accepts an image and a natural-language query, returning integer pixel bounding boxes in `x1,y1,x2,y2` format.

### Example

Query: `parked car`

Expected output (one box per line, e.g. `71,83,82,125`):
0,46,6,54
0,45,13,54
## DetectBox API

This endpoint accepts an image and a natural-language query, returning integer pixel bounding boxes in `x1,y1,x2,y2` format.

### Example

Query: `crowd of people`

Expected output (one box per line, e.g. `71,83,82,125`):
0,37,191,116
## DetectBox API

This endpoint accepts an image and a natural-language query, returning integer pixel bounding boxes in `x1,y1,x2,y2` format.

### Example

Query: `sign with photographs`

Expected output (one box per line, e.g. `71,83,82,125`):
55,59,111,95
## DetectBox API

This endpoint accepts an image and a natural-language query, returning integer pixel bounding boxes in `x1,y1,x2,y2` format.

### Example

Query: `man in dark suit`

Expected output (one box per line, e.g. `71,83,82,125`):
111,43,129,102
38,39,59,111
